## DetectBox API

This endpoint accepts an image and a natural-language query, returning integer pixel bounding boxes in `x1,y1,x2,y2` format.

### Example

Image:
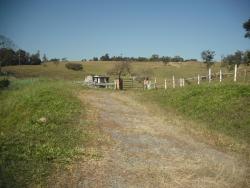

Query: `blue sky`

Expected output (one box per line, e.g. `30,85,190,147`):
0,0,249,60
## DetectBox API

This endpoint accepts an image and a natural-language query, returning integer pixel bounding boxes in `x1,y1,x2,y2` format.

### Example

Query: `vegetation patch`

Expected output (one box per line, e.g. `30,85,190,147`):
65,62,83,71
137,84,250,145
0,78,10,89
0,79,89,187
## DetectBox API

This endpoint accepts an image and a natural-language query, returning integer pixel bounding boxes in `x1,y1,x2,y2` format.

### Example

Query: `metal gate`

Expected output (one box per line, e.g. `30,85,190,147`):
122,78,133,90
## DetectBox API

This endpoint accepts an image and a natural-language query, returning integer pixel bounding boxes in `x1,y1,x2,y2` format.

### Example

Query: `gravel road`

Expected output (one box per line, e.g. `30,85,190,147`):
53,90,248,188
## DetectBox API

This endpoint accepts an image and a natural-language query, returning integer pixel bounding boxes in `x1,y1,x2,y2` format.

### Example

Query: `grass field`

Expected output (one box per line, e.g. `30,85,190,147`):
3,61,250,88
0,79,91,187
1,61,250,186
135,83,250,156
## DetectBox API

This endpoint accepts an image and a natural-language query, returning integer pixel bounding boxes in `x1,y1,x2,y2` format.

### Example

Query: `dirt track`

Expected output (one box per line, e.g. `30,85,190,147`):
53,90,248,188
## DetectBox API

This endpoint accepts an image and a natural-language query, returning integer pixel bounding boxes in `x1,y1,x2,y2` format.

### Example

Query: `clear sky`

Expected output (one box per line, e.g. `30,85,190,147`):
0,0,249,60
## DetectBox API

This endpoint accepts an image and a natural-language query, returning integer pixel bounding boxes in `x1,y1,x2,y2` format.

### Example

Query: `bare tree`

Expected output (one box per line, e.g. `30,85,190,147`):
107,61,132,79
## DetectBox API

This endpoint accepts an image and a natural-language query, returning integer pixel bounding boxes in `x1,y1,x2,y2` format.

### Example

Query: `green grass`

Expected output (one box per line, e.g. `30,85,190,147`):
137,84,250,145
0,79,89,187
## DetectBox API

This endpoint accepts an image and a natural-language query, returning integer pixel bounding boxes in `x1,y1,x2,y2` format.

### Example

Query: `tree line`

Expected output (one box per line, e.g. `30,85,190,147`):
200,49,250,70
91,53,197,63
0,48,42,72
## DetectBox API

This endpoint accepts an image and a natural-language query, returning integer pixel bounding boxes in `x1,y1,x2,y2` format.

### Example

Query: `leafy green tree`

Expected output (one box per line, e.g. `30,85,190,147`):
150,54,159,61
243,18,250,38
201,50,215,69
222,50,244,70
30,51,41,65
100,53,110,61
161,56,171,65
16,49,29,65
171,55,184,62
92,57,98,61
61,57,68,61
0,48,17,66
243,51,250,66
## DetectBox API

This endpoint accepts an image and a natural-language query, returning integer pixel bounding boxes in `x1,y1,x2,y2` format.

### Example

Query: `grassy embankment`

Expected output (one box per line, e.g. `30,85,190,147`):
0,79,91,187
136,83,250,156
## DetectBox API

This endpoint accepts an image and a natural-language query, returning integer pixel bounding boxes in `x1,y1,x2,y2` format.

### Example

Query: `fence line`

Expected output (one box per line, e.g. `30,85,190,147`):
80,66,249,90
144,66,249,90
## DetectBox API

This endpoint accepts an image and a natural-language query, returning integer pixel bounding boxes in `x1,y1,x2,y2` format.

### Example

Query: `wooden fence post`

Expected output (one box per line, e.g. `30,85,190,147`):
234,64,237,82
173,75,175,88
208,68,211,83
220,69,222,83
164,79,167,90
198,74,200,85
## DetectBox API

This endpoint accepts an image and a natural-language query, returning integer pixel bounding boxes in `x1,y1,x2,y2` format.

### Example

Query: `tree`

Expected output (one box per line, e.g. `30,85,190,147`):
161,56,171,65
222,50,245,70
243,18,250,38
0,35,18,50
171,55,184,62
150,54,159,61
42,54,48,63
30,51,41,65
61,57,68,61
243,51,250,66
92,57,98,61
201,50,215,69
16,49,29,65
0,48,17,66
107,61,131,79
50,58,60,62
0,35,18,72
100,53,110,61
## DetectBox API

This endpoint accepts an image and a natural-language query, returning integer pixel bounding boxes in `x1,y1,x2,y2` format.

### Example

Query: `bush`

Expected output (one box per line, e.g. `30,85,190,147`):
65,63,83,71
0,78,10,89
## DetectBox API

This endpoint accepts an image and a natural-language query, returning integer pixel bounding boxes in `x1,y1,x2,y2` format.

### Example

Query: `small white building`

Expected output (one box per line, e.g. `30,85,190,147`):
84,75,110,87
92,75,109,84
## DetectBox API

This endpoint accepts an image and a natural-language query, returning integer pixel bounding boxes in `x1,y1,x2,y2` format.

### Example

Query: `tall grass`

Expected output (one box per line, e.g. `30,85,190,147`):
0,79,88,187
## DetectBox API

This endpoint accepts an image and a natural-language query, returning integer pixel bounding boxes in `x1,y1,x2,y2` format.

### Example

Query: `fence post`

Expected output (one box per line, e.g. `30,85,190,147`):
173,75,175,88
182,78,185,87
220,69,222,83
198,74,200,85
244,69,247,82
164,79,167,90
179,78,182,87
154,77,157,89
114,80,116,90
208,68,211,83
234,64,237,82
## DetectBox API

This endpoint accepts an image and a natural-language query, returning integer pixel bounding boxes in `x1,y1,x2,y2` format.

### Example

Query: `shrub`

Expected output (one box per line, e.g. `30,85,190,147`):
65,63,83,71
0,78,10,89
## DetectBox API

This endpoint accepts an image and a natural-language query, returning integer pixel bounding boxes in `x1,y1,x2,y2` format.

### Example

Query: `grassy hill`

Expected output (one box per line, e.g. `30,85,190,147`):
135,83,250,156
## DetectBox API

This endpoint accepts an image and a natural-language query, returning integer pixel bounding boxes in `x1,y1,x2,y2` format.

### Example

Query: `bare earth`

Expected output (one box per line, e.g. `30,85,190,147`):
53,90,249,188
